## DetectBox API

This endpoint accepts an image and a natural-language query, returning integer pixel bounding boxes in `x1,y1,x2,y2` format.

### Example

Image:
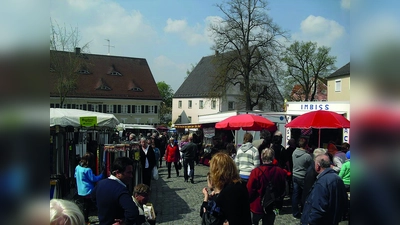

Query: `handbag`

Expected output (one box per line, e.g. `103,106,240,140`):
177,161,182,170
152,166,159,180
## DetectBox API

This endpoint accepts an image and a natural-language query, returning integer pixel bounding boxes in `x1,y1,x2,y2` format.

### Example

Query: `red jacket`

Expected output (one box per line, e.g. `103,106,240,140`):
247,164,286,214
165,143,180,163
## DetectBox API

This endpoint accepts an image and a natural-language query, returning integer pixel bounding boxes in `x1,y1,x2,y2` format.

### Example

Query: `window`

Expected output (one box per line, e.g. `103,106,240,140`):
188,116,192,123
228,101,235,110
107,105,114,113
121,105,128,114
130,87,143,92
199,100,203,109
178,116,181,123
50,103,54,108
211,100,216,109
178,100,182,108
110,71,122,76
335,79,342,92
149,106,155,114
240,83,244,91
78,69,91,74
188,100,192,109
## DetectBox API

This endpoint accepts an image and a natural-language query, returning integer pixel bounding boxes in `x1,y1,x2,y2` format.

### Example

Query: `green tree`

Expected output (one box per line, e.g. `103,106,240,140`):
50,19,90,107
281,41,336,101
209,0,287,111
157,81,174,124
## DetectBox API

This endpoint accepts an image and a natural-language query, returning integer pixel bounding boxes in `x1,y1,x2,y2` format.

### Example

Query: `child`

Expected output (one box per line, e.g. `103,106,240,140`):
200,172,224,224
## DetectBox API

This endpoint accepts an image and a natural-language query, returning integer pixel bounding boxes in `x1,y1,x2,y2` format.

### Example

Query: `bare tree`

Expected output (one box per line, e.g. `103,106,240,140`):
50,19,90,107
209,0,287,111
281,41,336,101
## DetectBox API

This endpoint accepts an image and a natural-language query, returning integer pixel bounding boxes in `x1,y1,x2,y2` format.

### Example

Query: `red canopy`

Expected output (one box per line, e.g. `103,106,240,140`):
285,110,350,129
215,114,275,131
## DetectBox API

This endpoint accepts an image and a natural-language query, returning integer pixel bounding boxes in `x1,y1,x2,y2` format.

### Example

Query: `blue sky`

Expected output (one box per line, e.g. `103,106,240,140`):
49,0,351,92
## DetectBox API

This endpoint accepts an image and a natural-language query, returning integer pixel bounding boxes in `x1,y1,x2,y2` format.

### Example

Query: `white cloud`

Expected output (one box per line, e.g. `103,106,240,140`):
164,18,187,33
163,18,211,46
292,15,345,47
50,0,157,56
341,0,350,10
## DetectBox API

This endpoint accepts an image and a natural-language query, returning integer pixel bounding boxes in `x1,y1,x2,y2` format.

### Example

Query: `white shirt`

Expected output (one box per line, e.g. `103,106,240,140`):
142,146,149,168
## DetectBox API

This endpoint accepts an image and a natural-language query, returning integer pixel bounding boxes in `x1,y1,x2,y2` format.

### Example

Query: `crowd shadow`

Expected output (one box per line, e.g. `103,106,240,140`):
149,164,209,224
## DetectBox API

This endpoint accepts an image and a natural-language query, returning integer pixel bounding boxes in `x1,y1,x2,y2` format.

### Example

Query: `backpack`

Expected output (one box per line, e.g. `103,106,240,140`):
258,167,281,213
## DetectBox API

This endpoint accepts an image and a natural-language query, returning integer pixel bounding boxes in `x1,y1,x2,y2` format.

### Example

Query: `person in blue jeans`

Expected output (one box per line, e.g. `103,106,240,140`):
291,138,312,219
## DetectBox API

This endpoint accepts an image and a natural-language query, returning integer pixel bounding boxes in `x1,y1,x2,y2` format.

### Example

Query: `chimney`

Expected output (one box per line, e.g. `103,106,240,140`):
75,47,81,55
215,50,219,56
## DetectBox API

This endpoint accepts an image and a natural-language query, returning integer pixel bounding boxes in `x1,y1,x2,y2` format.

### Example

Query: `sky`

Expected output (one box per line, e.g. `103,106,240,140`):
47,0,352,93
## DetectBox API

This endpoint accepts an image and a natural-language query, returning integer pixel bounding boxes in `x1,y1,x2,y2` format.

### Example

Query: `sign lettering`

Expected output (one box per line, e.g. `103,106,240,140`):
80,116,98,127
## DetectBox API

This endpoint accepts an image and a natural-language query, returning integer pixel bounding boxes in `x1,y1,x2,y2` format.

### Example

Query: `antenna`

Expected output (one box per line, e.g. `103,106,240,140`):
104,39,115,55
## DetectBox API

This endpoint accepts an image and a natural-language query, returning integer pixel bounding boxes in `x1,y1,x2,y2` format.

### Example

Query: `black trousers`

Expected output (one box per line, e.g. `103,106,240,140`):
167,162,179,177
183,159,194,181
143,167,152,187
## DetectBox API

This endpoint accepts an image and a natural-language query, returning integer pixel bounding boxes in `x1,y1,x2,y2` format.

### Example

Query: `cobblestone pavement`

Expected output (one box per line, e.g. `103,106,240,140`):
85,160,348,225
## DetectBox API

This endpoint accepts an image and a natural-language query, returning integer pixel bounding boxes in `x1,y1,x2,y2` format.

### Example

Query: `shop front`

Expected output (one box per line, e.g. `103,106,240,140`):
285,101,350,148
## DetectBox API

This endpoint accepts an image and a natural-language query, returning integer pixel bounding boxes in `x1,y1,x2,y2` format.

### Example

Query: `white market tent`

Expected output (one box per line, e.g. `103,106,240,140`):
50,108,119,128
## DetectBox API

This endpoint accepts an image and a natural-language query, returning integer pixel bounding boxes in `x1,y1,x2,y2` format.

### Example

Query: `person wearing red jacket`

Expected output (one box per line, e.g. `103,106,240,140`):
247,148,286,225
164,137,180,178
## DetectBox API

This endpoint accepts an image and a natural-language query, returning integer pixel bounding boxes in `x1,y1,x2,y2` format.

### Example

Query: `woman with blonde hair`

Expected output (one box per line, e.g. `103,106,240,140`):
209,152,252,225
50,198,85,225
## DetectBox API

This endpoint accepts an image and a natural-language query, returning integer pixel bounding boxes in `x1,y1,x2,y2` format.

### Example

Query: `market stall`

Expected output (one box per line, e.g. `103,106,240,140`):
50,108,119,198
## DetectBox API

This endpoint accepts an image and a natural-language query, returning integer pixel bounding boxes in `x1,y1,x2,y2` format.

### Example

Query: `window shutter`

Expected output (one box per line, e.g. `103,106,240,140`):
127,105,131,113
154,106,157,114
118,105,121,113
145,105,149,113
141,105,144,114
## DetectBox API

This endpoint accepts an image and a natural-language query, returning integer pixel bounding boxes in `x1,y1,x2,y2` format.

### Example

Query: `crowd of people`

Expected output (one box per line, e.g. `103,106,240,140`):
53,129,350,225
200,131,350,225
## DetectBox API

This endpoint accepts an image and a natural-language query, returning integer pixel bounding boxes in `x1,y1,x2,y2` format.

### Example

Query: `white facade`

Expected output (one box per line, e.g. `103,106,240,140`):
172,97,222,124
285,101,350,146
50,97,160,125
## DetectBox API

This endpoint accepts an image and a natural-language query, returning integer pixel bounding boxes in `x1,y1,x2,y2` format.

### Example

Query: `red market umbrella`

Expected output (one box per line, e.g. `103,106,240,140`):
285,110,350,147
215,114,275,131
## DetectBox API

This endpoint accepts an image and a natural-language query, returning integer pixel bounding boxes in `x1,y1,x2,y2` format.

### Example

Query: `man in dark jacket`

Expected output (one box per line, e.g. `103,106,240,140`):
91,157,139,225
140,137,157,187
301,154,348,225
180,134,198,183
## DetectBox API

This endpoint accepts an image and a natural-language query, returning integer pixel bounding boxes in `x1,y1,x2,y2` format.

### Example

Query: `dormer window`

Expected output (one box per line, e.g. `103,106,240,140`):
130,87,143,92
97,84,112,91
110,71,122,76
78,69,91,74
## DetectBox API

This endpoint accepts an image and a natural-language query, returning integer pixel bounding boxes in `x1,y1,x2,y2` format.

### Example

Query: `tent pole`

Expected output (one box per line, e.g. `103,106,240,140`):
318,129,321,148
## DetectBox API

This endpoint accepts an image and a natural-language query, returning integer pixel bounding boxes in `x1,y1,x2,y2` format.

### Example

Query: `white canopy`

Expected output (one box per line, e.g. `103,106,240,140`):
50,108,119,128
